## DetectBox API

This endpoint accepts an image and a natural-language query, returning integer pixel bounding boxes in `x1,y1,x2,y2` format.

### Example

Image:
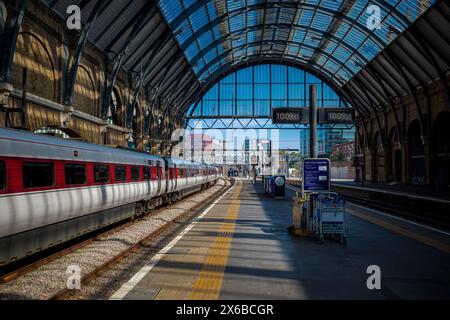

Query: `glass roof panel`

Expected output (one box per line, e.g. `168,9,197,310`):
158,0,436,87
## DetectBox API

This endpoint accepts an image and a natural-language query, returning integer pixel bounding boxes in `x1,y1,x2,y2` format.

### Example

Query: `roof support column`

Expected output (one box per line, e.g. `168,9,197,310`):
0,0,28,83
64,0,105,107
101,5,156,120
367,65,401,140
385,50,427,143
125,34,173,128
408,27,450,109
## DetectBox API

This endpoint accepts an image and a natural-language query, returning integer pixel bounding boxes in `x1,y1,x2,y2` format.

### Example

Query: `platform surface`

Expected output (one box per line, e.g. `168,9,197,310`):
113,180,450,300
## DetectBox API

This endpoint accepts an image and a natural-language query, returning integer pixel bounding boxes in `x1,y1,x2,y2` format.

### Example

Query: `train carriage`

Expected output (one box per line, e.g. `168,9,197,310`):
0,128,218,265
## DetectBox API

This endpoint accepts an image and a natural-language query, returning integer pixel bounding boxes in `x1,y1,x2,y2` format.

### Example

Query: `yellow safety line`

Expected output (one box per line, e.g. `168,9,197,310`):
347,209,450,254
188,181,243,300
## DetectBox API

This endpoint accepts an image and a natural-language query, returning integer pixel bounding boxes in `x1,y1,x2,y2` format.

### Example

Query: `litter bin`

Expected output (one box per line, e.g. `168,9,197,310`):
273,175,286,198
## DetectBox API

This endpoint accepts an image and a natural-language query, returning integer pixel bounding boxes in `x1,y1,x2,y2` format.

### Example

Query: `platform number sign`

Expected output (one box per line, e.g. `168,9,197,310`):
302,158,330,192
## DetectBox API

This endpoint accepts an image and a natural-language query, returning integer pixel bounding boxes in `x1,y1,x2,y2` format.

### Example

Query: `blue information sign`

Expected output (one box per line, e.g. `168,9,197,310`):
303,158,330,192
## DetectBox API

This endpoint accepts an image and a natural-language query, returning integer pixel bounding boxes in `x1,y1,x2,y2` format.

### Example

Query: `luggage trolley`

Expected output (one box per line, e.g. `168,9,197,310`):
311,192,347,244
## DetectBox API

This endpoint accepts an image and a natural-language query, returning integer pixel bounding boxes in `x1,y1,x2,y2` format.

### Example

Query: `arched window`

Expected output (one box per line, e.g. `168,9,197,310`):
432,112,450,192
108,87,122,126
188,64,346,118
408,120,425,185
186,64,354,159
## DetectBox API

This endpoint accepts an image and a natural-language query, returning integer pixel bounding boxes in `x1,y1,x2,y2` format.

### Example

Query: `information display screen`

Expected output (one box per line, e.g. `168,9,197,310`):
272,108,307,124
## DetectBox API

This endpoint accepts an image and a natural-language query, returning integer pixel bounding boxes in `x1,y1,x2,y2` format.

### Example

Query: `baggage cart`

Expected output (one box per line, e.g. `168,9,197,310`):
311,192,347,244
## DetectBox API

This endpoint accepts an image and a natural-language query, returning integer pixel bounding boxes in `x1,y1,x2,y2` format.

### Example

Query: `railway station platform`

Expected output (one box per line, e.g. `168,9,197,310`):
111,180,450,300
331,182,450,229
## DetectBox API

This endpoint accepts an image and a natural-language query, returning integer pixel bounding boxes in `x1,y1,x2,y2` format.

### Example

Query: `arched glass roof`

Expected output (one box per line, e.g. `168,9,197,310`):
159,0,435,88
41,0,448,120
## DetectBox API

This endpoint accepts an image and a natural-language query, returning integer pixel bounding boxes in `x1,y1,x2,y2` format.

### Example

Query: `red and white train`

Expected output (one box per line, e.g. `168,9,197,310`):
0,128,218,265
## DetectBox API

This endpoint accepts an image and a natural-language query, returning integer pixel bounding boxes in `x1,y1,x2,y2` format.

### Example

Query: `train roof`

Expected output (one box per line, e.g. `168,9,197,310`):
0,128,162,166
166,159,218,169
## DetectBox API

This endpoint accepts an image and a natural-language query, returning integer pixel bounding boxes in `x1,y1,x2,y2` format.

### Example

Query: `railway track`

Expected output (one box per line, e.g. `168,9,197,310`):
286,181,449,230
0,178,232,289
49,178,233,300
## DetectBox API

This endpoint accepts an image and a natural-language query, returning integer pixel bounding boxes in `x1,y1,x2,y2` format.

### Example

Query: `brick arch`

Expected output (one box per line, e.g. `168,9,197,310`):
12,31,56,101
407,119,425,185
73,65,97,117
387,125,402,183
431,111,450,192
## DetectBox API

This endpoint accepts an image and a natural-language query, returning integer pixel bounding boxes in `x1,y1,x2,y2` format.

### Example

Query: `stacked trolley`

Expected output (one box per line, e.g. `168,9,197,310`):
310,192,346,243
290,158,347,244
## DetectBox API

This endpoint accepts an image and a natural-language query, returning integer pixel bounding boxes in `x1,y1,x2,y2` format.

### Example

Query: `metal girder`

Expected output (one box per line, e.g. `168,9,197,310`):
258,0,268,63
408,26,450,109
355,71,387,107
175,80,199,116
390,42,434,84
160,66,192,103
156,61,191,96
414,18,450,67
188,22,371,73
0,2,6,77
385,48,426,140
143,53,184,90
343,83,371,115
64,0,105,106
122,20,164,70
0,0,28,83
92,0,134,43
281,0,301,62
127,57,182,130
167,76,195,113
366,64,401,140
178,1,387,55
144,56,186,109
374,55,411,94
104,1,156,53
341,90,371,150
102,1,157,119
179,57,348,116
309,0,351,66
118,33,174,125
370,58,408,96
195,40,353,88
351,75,386,147
129,30,174,74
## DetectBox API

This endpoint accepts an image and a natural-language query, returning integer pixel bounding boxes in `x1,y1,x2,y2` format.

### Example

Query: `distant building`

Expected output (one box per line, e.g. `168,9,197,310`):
331,141,355,161
300,128,355,158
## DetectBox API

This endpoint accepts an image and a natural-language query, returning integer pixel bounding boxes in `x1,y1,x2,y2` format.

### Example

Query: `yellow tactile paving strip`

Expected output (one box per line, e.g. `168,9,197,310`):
188,181,243,300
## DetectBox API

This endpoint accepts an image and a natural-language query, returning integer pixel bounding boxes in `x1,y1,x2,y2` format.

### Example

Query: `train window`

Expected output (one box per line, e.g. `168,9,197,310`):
0,161,5,190
131,166,140,181
143,167,150,180
115,166,126,182
23,162,54,188
65,164,86,185
94,165,110,183
150,167,158,180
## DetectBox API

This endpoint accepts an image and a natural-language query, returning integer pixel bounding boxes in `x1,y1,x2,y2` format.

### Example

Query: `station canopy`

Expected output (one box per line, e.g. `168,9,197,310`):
42,0,449,117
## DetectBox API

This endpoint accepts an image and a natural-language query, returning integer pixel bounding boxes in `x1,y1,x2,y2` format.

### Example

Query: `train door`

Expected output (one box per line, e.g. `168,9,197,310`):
174,164,178,191
164,159,170,194
156,161,162,195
